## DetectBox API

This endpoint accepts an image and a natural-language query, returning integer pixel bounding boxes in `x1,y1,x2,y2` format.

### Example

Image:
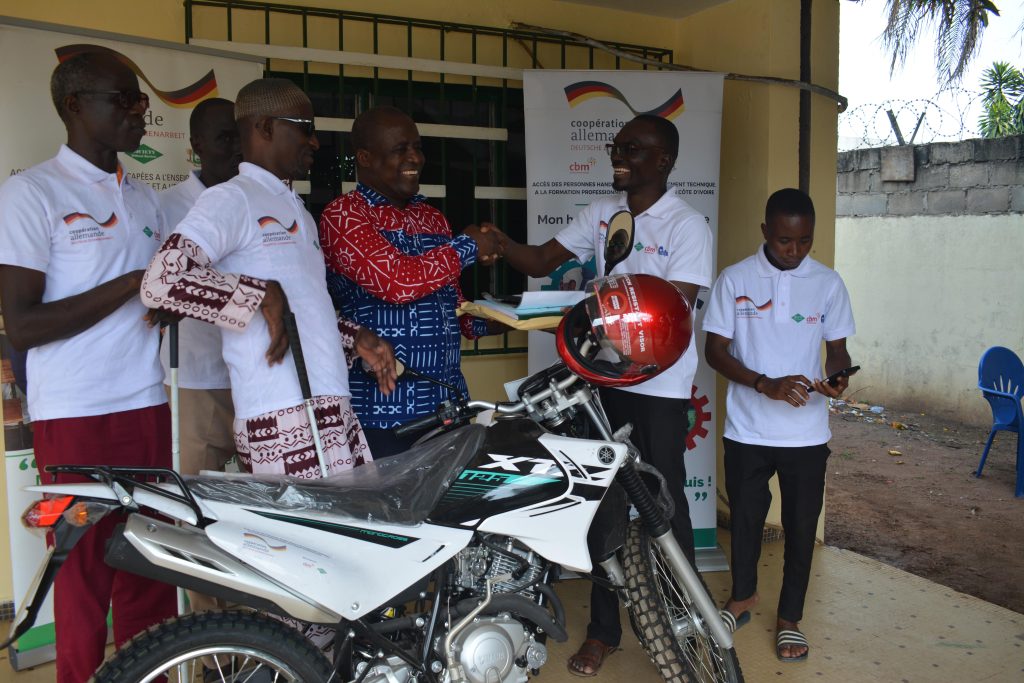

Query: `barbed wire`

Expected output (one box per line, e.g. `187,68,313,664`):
838,87,987,151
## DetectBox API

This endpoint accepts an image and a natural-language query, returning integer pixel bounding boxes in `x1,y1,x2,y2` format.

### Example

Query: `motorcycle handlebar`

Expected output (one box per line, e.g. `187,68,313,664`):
391,370,583,439
393,411,448,438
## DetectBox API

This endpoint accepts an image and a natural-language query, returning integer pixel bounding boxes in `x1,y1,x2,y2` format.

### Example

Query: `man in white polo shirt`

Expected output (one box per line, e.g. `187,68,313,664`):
142,78,395,478
0,51,175,683
703,188,855,663
159,97,240,478
497,114,713,677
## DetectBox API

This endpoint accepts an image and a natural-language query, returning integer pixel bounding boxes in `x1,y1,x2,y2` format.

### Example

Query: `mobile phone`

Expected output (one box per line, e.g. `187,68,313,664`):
808,365,860,392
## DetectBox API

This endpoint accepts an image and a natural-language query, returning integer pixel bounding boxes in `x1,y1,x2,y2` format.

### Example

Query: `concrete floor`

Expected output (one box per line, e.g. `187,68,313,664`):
4,534,1023,682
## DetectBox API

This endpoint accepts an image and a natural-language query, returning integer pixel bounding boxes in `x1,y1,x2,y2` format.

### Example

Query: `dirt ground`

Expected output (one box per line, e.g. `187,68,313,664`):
824,400,1024,614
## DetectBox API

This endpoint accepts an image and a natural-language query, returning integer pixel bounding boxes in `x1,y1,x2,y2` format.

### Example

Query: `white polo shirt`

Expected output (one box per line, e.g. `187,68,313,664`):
172,162,350,420
159,170,230,390
0,145,166,420
702,245,856,447
556,191,713,399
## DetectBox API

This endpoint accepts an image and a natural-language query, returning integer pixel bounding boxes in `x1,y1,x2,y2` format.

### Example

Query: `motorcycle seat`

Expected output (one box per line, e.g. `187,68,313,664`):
186,424,486,526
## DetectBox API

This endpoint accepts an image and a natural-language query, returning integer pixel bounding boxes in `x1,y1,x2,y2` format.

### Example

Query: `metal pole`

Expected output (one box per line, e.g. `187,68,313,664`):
168,323,186,618
284,311,329,477
169,323,180,474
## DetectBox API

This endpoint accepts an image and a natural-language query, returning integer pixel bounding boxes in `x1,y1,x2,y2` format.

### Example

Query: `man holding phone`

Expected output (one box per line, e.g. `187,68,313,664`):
702,188,855,663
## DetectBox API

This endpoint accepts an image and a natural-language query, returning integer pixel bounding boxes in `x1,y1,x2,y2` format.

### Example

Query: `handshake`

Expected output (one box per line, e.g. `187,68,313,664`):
463,222,507,265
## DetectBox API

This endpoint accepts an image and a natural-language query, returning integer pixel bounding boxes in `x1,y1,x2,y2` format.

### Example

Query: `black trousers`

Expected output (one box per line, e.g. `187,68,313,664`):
586,388,694,647
723,437,830,623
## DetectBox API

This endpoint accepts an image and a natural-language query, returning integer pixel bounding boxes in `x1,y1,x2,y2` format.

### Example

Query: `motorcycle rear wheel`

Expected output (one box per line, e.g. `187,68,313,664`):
622,520,744,683
91,610,334,683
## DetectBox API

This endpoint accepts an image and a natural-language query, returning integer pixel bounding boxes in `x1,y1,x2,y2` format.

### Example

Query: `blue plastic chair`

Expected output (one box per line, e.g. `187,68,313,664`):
976,346,1024,497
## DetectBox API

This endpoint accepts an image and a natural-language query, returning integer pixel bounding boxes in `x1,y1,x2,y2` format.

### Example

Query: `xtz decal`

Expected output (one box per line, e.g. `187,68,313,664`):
564,81,686,120
56,44,218,108
479,454,564,476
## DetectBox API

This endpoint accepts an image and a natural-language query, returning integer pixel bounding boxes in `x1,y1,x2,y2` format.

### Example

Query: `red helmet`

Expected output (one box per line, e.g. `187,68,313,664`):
556,274,692,387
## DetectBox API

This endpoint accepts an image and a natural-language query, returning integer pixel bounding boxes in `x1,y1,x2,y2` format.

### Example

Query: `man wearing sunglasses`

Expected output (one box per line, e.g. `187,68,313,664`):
318,106,505,458
141,78,395,480
0,51,176,683
494,114,713,677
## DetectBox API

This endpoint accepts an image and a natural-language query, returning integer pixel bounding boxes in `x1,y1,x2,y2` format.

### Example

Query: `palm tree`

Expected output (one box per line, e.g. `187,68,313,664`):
978,60,1024,135
869,0,1003,84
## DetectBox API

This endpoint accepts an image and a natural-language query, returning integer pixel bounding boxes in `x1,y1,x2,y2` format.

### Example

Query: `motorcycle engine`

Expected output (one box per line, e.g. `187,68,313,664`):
445,537,550,683
449,614,546,683
354,537,551,683
453,536,544,596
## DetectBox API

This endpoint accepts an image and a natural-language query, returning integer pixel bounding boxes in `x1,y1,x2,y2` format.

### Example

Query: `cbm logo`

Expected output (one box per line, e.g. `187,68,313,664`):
569,157,598,174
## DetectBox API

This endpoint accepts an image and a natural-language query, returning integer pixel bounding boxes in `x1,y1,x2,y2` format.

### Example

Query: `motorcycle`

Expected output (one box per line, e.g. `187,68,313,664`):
3,273,743,683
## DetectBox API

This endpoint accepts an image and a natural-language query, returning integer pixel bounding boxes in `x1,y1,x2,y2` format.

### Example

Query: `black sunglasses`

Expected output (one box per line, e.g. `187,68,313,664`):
77,89,150,111
271,116,316,137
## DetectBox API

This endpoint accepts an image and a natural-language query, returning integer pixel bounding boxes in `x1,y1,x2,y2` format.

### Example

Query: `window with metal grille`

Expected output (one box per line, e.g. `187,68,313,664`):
185,0,673,354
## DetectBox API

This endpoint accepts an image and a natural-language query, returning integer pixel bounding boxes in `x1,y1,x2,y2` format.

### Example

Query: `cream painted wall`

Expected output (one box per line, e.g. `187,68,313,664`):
0,0,842,600
837,215,1024,427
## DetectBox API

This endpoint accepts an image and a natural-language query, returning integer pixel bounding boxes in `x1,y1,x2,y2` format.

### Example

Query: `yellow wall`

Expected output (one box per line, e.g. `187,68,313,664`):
0,0,841,600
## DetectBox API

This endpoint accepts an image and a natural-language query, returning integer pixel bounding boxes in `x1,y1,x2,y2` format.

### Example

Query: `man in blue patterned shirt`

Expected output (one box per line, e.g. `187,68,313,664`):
319,106,503,456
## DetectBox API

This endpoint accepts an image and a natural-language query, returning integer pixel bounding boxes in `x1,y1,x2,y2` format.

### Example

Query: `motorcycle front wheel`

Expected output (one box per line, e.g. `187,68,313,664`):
91,611,334,683
622,520,744,683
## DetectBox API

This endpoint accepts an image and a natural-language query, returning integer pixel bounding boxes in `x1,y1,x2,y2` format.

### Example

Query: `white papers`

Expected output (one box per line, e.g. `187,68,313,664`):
478,290,584,319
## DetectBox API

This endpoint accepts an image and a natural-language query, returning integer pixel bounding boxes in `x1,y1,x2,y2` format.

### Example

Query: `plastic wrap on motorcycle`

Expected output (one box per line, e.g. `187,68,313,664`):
187,425,486,526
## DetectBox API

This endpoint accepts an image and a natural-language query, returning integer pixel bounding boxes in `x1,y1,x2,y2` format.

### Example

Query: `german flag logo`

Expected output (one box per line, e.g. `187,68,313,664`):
564,81,685,120
735,296,772,311
258,216,299,234
55,44,218,109
63,212,118,228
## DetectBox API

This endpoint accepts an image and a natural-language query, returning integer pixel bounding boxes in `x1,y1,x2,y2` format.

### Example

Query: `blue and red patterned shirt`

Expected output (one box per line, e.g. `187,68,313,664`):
319,183,488,428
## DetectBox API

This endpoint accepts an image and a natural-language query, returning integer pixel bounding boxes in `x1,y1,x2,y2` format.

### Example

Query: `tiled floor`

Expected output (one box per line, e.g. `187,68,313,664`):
4,534,1022,682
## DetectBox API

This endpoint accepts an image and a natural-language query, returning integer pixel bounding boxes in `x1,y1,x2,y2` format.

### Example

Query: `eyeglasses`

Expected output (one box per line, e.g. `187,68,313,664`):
605,142,665,158
271,116,316,137
77,89,150,111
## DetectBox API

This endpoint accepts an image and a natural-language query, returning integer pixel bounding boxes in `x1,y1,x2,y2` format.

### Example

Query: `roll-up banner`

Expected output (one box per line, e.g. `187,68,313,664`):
523,70,724,555
0,18,262,668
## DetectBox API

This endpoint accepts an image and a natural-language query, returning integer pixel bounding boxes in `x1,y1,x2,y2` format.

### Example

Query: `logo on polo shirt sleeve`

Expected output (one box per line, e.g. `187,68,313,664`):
63,211,118,244
735,295,771,319
258,216,298,246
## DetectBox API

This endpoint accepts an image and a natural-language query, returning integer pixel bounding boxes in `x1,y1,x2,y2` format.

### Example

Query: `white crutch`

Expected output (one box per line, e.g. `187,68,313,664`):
284,311,329,478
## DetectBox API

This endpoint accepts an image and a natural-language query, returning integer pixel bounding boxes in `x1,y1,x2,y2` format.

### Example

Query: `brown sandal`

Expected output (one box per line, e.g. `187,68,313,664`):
567,638,618,677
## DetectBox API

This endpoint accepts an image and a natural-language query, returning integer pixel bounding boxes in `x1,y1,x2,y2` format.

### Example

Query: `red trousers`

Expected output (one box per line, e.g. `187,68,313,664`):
34,404,178,683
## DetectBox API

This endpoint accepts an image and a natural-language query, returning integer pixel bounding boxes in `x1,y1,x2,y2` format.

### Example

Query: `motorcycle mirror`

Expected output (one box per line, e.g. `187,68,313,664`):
603,210,635,276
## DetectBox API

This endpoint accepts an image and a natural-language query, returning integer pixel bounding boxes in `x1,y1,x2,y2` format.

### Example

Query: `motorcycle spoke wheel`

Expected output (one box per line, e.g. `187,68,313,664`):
623,520,744,683
91,611,334,683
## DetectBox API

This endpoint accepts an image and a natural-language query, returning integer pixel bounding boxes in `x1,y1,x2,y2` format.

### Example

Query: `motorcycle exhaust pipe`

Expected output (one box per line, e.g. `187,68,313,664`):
106,514,339,625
